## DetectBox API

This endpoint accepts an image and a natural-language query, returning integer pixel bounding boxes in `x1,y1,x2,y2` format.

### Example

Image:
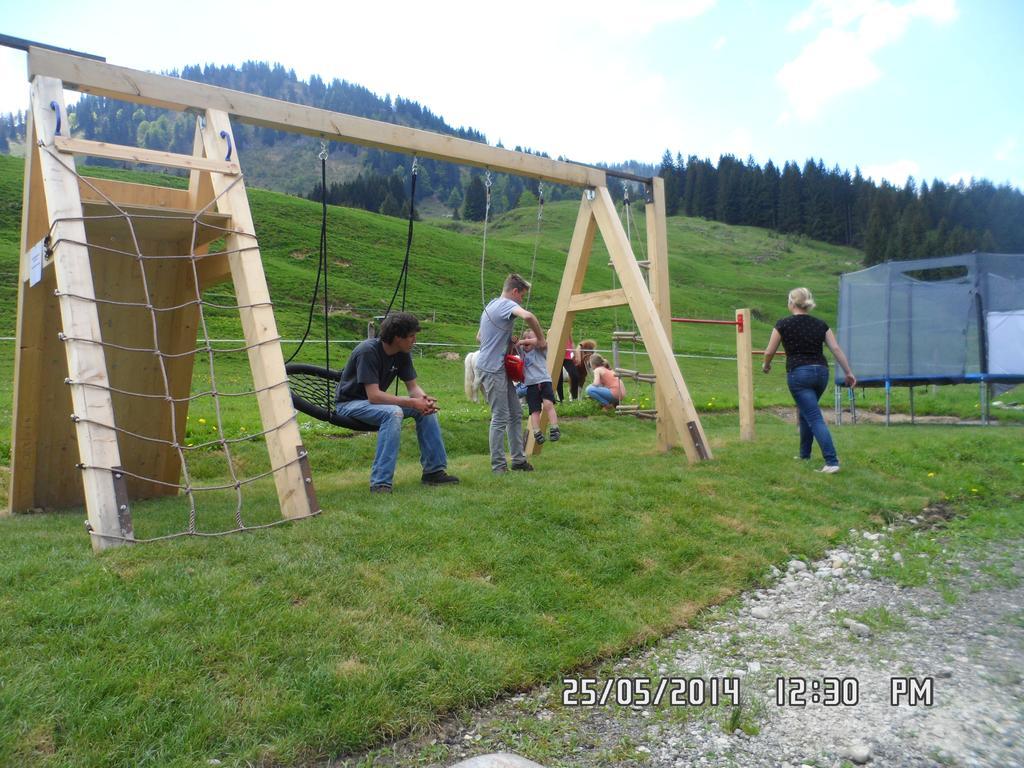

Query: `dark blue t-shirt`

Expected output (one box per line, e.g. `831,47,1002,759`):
775,314,829,372
335,338,416,403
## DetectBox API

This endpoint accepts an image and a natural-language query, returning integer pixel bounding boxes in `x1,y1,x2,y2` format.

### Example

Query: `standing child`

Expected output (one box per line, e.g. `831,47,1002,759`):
518,328,561,444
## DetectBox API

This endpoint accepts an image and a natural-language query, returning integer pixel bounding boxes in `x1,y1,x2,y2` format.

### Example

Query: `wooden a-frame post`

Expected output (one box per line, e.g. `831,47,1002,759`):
198,110,313,521
7,70,318,549
9,77,131,547
533,185,711,463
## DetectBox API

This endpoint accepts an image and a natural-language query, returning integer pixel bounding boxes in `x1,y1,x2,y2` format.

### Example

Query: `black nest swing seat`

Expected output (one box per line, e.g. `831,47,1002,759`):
285,363,379,432
285,146,424,435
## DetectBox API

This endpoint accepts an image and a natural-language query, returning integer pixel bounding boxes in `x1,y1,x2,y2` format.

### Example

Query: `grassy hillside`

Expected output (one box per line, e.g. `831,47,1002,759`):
0,154,1020,767
0,154,1015,423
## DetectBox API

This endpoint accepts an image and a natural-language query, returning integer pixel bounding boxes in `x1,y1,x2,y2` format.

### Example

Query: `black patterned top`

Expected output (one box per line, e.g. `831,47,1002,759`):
775,314,829,372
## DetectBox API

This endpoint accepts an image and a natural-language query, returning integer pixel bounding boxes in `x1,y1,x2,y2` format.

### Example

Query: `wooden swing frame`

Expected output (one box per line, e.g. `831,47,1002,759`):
8,47,711,550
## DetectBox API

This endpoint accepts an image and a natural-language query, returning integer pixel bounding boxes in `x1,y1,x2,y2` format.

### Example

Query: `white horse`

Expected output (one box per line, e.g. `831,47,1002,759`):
464,350,484,402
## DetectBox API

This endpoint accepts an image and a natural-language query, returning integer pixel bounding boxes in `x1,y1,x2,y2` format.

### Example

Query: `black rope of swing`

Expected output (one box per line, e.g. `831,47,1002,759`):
284,147,418,429
285,147,330,368
383,159,417,319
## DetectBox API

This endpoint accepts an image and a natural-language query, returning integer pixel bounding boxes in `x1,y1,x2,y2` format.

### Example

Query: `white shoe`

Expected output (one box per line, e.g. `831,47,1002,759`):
819,465,840,474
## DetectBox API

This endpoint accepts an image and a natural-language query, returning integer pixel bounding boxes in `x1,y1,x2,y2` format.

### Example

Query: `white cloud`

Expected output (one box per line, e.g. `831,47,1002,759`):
994,136,1018,162
862,159,920,185
0,0,716,164
713,36,727,51
709,128,755,161
777,0,958,121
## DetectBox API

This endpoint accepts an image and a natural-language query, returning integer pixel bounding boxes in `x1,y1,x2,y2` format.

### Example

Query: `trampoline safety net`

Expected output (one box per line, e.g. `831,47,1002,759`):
836,253,1024,388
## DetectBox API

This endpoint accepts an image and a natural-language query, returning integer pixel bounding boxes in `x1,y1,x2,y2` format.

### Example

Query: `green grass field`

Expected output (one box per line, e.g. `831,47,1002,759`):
0,154,1021,767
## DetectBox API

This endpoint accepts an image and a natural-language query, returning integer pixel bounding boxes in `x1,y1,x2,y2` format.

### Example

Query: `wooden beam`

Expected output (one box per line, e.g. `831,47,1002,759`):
200,109,314,521
77,200,231,248
591,186,711,463
28,76,131,547
54,136,240,175
736,308,755,441
186,119,215,212
645,177,683,449
567,288,628,312
8,109,74,516
79,176,192,209
28,47,608,189
195,253,232,289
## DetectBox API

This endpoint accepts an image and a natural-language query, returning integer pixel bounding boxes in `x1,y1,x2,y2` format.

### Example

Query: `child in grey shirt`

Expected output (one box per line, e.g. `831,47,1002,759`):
518,328,561,444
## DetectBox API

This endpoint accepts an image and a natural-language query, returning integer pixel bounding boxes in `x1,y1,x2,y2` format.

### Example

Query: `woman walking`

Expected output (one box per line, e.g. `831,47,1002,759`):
762,288,856,473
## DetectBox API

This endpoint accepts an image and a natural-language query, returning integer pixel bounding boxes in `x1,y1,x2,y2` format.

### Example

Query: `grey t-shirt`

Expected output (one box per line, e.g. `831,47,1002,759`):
522,347,551,385
476,296,519,373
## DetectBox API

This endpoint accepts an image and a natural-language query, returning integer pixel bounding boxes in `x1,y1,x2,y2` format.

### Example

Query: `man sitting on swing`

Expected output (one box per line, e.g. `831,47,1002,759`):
335,312,459,493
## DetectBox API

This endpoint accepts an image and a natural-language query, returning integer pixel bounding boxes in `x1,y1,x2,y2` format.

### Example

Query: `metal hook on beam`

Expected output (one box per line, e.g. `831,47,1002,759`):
49,101,61,137
219,129,233,161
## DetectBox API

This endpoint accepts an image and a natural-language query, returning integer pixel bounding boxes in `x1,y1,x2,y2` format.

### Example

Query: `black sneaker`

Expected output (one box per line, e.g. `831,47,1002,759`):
370,484,392,494
421,470,460,486
511,461,534,472
549,426,561,442
533,429,546,444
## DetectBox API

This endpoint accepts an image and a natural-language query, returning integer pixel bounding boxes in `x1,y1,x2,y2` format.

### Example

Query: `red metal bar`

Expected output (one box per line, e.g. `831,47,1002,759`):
671,317,739,326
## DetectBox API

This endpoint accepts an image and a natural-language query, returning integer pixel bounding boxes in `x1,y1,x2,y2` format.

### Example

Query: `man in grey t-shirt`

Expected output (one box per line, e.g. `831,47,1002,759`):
476,273,546,473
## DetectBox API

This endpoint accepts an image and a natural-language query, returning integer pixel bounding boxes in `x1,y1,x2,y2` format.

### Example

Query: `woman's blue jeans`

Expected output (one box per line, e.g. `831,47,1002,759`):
786,365,838,466
586,385,619,406
334,401,448,487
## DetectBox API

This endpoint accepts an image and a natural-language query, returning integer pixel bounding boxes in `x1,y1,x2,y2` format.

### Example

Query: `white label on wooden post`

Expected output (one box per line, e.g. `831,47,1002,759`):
27,239,45,286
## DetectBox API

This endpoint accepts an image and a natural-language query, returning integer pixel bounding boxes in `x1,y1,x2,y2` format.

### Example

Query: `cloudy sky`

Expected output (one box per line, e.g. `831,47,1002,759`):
1,0,1020,190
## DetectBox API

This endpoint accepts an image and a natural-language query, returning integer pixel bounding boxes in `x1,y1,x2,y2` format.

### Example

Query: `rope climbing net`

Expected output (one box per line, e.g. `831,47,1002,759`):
42,144,315,544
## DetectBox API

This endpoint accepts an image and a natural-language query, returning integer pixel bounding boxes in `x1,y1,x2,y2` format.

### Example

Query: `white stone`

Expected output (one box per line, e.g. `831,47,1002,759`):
843,743,872,764
842,618,872,637
751,606,772,620
449,755,548,768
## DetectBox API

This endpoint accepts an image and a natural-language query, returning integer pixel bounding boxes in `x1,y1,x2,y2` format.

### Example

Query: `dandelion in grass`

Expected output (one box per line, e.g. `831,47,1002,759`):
928,472,936,477
971,488,979,493
198,417,207,425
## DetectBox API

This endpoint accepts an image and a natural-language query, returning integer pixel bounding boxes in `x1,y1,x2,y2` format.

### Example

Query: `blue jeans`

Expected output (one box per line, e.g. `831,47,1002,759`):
479,368,525,471
334,401,448,487
586,385,619,406
787,365,838,466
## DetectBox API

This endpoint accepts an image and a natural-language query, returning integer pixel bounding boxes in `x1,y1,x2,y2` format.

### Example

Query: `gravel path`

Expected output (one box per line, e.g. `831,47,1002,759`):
340,525,1024,768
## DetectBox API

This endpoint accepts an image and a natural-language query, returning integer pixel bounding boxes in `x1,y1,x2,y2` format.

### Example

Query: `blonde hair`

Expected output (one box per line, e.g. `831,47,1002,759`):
787,287,816,311
589,353,607,369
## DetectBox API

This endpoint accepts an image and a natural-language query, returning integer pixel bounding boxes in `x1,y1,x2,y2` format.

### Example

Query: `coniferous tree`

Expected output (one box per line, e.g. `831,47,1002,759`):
462,176,487,222
778,162,802,233
761,160,780,229
864,196,893,265
715,155,744,224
